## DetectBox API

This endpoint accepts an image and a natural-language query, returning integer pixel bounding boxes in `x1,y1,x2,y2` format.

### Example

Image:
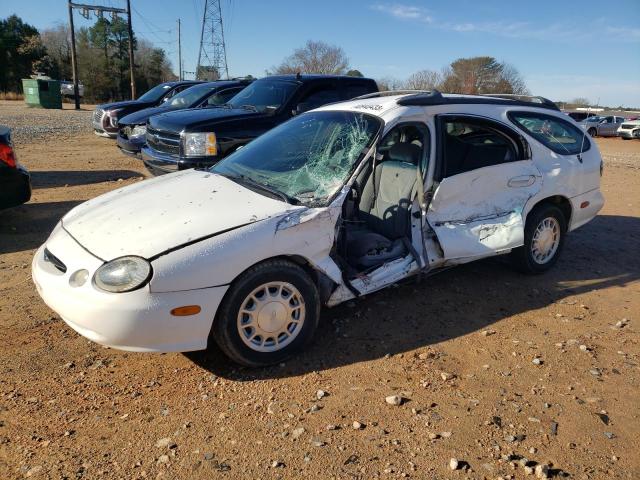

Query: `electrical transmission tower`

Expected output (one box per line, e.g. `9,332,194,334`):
196,0,229,80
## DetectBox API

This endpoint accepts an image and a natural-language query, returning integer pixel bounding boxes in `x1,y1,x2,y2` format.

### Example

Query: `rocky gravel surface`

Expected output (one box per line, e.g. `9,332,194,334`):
0,101,94,145
0,102,639,479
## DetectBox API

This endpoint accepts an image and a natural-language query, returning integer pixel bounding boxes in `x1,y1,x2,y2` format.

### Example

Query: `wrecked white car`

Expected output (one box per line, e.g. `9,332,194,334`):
32,91,604,366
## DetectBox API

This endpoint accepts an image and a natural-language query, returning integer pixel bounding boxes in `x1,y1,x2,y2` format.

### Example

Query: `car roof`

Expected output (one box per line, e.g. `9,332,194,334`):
258,74,375,83
316,92,561,118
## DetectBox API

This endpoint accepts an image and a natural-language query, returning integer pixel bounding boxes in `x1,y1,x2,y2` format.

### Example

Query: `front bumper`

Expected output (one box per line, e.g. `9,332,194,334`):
141,146,219,176
618,130,640,139
0,165,31,210
117,131,145,157
32,228,228,352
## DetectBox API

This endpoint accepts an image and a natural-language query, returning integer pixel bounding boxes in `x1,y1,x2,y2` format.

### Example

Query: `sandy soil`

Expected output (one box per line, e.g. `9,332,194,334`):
0,103,638,479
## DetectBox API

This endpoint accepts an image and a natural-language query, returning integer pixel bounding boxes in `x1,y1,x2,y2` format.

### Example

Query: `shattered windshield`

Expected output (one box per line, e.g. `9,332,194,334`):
211,111,382,206
226,79,298,113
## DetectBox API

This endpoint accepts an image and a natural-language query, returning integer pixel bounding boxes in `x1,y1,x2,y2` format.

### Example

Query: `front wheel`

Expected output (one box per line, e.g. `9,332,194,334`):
511,204,567,274
211,259,320,367
588,128,597,137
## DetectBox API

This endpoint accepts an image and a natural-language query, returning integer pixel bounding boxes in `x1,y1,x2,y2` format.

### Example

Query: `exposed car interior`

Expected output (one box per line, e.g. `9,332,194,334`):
338,124,427,273
442,120,518,177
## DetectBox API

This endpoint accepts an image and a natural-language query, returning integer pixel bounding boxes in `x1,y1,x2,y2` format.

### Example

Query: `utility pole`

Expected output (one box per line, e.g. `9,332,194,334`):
67,1,80,110
177,19,182,80
196,0,229,80
126,0,136,99
67,2,135,104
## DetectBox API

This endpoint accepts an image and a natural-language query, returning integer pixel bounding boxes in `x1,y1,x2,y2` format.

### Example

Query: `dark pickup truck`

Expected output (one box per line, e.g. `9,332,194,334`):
141,74,378,175
0,125,31,210
92,80,202,138
116,79,252,157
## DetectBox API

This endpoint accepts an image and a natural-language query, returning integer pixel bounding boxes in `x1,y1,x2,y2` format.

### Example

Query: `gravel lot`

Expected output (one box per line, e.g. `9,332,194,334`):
0,101,638,480
0,101,95,144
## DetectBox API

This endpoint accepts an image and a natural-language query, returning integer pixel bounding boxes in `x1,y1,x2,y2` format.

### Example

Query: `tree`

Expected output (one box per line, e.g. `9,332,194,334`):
346,69,363,77
0,15,45,92
375,76,403,91
571,97,590,107
272,40,349,75
40,24,72,80
404,69,442,90
439,56,528,95
196,65,220,81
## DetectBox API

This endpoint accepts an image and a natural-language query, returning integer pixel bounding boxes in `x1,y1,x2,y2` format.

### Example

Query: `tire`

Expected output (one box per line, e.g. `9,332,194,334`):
211,259,320,367
587,128,597,137
622,137,631,140
511,204,567,274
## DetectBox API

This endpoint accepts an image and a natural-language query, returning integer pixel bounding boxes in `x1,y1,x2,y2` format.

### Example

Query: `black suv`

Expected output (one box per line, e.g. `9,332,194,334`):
141,74,378,175
116,79,252,157
92,80,202,138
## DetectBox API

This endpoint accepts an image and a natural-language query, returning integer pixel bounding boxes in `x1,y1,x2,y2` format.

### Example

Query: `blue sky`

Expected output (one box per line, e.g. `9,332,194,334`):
4,0,640,106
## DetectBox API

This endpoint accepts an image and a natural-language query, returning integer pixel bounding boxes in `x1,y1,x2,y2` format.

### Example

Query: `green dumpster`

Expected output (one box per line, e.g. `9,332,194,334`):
21,79,62,109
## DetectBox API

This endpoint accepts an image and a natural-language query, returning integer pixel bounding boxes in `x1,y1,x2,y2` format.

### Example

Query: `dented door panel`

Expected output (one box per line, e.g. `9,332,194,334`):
426,160,542,261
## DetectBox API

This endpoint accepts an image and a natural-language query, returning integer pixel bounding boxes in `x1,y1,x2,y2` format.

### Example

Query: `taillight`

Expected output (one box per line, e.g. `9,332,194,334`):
0,143,16,168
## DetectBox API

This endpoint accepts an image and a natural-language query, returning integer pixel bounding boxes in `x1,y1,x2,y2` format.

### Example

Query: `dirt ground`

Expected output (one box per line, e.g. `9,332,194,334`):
0,101,638,480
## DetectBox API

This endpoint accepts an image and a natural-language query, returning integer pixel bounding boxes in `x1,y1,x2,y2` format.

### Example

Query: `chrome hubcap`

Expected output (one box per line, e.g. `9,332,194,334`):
237,282,305,352
531,217,560,264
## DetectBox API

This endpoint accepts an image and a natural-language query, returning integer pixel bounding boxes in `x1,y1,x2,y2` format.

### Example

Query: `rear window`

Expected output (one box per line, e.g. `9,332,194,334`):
509,111,590,156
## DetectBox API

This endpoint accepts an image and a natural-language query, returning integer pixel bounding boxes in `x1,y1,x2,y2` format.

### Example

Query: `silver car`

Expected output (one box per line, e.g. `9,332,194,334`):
581,115,626,137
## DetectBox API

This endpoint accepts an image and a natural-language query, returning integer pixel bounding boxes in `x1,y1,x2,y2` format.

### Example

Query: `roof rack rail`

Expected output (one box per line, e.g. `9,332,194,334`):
482,94,559,109
397,90,560,111
353,90,434,100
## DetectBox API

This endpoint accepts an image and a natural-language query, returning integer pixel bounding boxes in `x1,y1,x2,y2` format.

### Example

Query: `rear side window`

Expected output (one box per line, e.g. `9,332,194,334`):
207,87,243,106
509,111,590,155
439,116,526,179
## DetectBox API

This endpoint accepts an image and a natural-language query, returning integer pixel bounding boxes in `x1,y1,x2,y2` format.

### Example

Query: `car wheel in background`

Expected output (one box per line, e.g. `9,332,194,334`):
511,204,567,274
211,259,320,367
588,128,597,137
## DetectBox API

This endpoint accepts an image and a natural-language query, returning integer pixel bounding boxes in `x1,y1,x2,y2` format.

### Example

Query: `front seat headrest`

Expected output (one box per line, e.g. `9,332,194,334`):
387,143,421,165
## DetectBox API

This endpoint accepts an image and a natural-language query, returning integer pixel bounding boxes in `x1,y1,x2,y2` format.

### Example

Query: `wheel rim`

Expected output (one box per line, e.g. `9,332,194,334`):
531,217,561,265
236,281,306,353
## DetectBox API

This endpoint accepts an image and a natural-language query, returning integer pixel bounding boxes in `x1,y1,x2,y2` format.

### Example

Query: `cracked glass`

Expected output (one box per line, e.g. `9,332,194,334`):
211,111,382,206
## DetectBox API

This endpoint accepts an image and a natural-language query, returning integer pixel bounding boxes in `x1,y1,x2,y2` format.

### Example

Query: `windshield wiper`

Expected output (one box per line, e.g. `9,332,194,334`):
239,104,258,112
209,103,233,109
224,173,299,205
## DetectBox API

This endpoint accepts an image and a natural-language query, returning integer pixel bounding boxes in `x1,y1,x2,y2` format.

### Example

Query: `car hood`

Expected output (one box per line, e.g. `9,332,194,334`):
98,100,154,111
61,169,293,260
149,107,264,133
119,105,171,126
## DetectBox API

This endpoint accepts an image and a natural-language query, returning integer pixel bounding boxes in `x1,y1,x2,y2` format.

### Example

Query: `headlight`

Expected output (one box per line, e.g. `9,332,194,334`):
94,256,152,293
106,109,122,127
130,125,146,139
181,132,218,157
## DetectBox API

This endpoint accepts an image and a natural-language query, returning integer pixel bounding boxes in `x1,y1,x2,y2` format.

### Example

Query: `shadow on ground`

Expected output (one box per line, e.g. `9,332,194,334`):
31,170,143,189
186,214,640,380
0,201,82,254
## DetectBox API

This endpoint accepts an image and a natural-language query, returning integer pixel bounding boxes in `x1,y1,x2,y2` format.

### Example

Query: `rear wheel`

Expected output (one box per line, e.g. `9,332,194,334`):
211,259,320,367
511,204,566,274
587,128,597,137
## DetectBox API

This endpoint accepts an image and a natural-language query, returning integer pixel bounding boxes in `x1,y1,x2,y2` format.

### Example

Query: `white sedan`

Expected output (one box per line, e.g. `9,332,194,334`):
33,91,604,366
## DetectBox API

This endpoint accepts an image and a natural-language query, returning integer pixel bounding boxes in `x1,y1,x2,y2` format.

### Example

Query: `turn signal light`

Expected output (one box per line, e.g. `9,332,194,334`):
580,201,590,209
170,305,202,316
